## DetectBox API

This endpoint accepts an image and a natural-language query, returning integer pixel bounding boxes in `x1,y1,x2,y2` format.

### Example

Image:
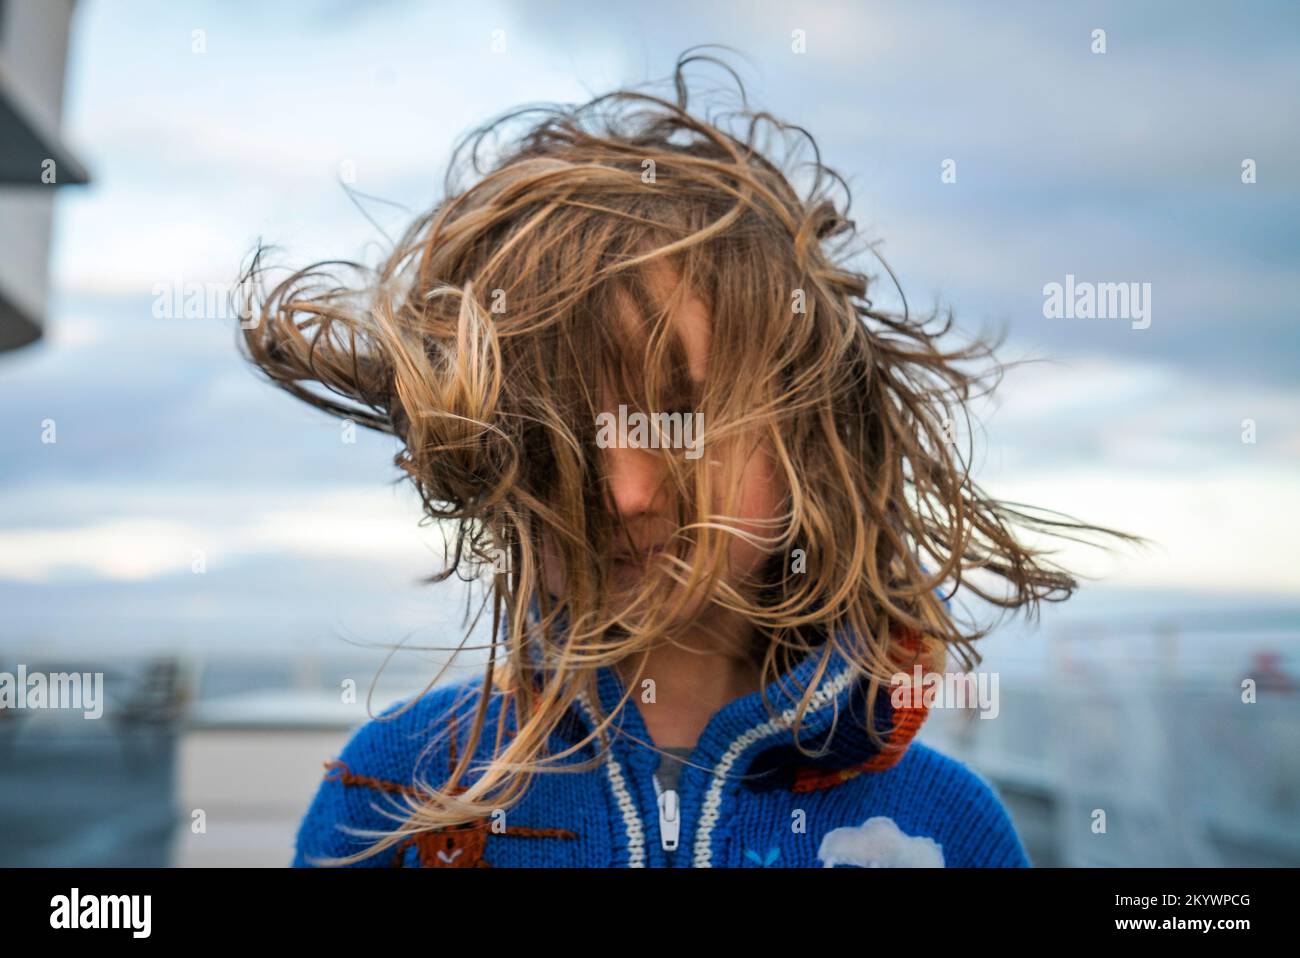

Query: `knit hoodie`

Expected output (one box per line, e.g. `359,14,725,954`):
292,606,1031,868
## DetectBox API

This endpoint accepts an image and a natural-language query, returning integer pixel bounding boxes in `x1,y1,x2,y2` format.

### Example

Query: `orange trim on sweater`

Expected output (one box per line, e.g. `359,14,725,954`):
790,622,933,794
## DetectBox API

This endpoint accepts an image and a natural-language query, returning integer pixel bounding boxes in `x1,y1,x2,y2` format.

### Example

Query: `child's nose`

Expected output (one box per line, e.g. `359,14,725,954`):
601,444,668,520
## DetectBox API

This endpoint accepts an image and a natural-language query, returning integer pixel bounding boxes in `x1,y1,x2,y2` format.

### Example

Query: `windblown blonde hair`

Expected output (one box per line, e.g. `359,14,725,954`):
239,49,1142,865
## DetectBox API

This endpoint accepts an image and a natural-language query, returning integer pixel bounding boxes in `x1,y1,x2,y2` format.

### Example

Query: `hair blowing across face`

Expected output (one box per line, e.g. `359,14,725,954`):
237,48,1143,863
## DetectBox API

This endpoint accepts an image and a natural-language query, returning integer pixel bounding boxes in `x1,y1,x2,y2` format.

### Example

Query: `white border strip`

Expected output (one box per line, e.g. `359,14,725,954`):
575,692,646,867
691,663,858,867
529,601,646,865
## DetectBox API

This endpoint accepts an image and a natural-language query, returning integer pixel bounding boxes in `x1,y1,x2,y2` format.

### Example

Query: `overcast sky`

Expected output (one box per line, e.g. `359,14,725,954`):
1,0,1297,659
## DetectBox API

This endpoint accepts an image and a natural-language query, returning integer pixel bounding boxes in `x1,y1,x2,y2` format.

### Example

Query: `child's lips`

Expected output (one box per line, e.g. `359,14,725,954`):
615,545,665,564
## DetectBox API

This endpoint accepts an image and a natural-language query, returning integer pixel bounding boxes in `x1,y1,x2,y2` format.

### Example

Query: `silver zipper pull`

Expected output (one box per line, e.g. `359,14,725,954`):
657,786,680,851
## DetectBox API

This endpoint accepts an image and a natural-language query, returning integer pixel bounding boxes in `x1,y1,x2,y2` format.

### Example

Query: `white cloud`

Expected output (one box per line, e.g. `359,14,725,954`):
818,815,945,867
0,484,449,583
986,466,1300,594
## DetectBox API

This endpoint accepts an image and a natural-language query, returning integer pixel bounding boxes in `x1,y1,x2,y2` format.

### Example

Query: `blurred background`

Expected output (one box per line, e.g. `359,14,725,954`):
0,0,1297,867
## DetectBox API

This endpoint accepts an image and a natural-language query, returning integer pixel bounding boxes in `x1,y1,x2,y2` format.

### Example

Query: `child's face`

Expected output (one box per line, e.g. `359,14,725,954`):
540,267,788,628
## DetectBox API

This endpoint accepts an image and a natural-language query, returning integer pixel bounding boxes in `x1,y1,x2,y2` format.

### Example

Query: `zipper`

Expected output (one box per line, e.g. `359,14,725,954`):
576,690,691,867
651,773,681,855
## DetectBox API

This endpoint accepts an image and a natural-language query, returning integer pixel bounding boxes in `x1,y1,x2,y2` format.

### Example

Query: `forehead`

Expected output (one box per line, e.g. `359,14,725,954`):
609,260,710,384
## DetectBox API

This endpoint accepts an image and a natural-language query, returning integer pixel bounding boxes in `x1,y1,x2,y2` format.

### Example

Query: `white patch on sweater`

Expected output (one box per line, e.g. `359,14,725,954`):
817,816,945,867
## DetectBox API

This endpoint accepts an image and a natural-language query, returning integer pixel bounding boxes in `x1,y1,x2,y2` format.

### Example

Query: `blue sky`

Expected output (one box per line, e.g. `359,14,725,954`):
1,0,1298,657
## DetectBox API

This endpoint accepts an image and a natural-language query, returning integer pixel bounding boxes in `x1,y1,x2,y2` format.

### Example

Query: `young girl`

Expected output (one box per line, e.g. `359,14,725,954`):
240,51,1137,868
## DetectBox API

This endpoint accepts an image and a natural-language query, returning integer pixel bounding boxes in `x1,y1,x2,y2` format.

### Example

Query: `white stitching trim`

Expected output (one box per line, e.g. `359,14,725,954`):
690,662,859,867
575,691,646,867
528,601,648,865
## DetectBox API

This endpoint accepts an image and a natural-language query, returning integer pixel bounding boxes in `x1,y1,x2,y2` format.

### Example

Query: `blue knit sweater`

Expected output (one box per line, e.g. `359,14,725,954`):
292,615,1030,868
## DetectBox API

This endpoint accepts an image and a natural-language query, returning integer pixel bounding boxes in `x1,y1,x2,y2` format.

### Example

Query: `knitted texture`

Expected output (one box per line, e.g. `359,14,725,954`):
292,619,1032,868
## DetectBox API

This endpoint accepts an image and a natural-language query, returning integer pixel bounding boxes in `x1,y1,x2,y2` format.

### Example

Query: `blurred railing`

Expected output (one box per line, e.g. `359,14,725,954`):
921,628,1300,867
4,630,1297,867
